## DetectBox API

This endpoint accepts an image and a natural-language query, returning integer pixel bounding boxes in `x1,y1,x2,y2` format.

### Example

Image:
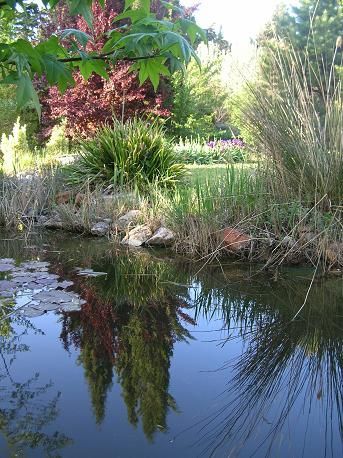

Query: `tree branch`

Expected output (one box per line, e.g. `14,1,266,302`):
58,52,158,63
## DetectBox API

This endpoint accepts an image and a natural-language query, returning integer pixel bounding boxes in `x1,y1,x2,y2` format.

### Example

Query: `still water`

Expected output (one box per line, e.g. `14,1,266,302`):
0,231,342,458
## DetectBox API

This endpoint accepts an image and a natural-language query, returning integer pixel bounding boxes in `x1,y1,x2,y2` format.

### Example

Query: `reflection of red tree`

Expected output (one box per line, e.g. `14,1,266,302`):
59,273,120,363
50,260,195,359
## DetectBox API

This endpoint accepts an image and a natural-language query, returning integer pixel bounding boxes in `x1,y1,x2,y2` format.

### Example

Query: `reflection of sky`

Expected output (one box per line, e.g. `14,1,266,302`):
0,300,340,457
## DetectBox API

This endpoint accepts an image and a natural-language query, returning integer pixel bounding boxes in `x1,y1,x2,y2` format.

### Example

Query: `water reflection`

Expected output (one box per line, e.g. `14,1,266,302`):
0,317,72,457
0,232,342,456
58,252,193,440
190,276,343,457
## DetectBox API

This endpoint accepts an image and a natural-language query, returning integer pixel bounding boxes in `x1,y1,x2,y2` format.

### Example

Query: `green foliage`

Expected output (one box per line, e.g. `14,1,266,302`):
0,0,206,115
0,85,17,137
258,0,343,94
45,119,69,156
67,118,187,189
239,46,343,206
0,116,30,173
169,44,231,139
174,138,246,165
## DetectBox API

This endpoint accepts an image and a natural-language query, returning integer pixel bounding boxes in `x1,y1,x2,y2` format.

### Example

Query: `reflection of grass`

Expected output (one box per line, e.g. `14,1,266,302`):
190,276,343,457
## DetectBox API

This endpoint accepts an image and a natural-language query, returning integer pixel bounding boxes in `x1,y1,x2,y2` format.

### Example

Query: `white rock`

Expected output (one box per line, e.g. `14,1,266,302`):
90,221,110,237
121,225,153,247
146,227,175,247
116,210,142,231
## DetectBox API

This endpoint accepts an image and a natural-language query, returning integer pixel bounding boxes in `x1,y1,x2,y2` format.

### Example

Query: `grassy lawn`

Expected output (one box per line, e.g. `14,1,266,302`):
186,163,257,184
186,164,229,184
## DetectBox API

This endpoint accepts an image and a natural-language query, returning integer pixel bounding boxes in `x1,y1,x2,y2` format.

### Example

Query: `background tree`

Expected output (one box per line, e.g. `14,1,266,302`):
258,0,343,91
0,0,205,119
169,42,232,139
40,0,171,137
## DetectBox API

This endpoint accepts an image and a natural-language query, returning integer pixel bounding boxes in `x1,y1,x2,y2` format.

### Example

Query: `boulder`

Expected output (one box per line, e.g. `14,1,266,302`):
56,191,73,205
36,215,49,226
75,193,86,207
116,210,142,231
281,235,297,248
326,242,343,266
91,221,110,237
121,225,153,247
220,227,252,252
146,227,175,247
43,218,64,230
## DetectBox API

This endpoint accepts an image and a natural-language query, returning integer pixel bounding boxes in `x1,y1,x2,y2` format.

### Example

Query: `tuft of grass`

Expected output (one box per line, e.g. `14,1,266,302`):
66,118,187,190
241,45,343,208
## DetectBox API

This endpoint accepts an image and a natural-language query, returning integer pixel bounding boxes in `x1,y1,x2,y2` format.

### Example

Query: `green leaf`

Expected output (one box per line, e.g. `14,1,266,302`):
68,0,93,28
133,57,169,91
59,29,93,48
41,55,74,92
36,35,66,58
16,73,41,117
79,59,108,80
102,31,122,53
140,0,151,15
160,1,184,15
13,39,42,74
114,9,148,24
124,0,136,11
176,18,207,45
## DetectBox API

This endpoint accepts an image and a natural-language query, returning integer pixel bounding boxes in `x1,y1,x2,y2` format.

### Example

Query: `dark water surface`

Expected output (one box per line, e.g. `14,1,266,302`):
0,231,342,458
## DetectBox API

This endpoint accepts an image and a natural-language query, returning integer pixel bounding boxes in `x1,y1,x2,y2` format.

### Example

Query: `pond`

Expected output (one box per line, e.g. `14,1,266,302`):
0,231,342,458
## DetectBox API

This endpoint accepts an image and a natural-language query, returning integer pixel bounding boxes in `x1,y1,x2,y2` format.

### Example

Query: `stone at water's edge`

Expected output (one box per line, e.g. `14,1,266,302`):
326,242,343,266
91,221,110,237
221,227,252,252
121,225,153,247
43,218,64,230
56,191,73,205
116,210,142,231
146,227,175,247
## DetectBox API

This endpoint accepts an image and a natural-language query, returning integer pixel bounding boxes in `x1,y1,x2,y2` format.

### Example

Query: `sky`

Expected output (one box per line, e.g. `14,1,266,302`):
182,0,291,53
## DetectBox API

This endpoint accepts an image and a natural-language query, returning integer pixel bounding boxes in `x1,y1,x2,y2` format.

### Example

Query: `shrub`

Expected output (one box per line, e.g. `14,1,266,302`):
174,138,246,165
169,43,232,139
0,117,30,174
45,119,69,157
67,118,186,189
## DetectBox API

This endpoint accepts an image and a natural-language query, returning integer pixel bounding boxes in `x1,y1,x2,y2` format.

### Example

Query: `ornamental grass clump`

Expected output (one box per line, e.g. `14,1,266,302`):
241,44,343,208
67,118,186,190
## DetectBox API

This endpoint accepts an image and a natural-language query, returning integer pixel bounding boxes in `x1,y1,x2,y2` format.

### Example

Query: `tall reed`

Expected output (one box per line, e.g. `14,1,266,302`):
241,44,343,208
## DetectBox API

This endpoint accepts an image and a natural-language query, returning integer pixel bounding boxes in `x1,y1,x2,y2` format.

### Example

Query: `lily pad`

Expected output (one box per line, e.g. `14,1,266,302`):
0,280,16,291
75,268,107,277
21,261,51,270
59,304,82,312
20,307,46,318
35,302,61,311
0,291,15,298
0,258,14,264
0,264,14,272
57,280,74,289
33,290,79,304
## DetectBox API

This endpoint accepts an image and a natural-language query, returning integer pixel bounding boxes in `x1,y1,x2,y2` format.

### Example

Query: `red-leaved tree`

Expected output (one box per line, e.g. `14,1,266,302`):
40,0,171,138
